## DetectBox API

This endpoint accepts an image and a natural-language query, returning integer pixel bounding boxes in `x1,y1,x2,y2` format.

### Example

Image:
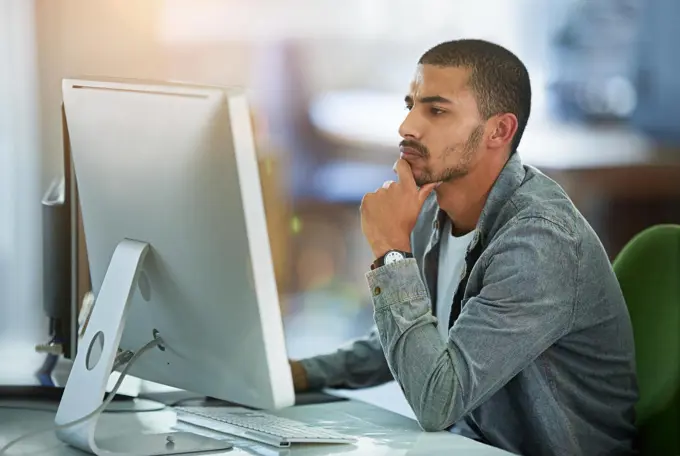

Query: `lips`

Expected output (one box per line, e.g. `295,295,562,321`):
400,146,423,158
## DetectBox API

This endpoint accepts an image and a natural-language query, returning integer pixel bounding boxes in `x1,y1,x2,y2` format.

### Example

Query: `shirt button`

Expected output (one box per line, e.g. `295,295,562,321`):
373,287,381,296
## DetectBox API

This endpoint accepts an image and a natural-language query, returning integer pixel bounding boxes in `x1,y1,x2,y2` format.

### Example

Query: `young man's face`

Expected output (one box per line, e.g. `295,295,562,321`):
399,64,487,187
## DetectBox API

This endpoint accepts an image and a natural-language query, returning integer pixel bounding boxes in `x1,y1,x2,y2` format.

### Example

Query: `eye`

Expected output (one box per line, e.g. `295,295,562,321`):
430,107,445,115
405,104,413,111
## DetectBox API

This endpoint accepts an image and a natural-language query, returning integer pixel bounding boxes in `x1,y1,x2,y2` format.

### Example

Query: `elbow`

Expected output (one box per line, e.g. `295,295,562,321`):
411,382,466,432
413,403,462,432
418,417,449,432
400,353,467,432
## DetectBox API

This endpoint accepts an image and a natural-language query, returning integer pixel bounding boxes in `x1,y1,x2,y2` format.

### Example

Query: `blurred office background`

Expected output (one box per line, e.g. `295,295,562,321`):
2,0,680,408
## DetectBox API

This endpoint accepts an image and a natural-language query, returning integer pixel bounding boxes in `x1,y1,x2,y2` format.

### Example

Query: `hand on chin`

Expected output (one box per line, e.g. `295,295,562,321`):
360,159,439,259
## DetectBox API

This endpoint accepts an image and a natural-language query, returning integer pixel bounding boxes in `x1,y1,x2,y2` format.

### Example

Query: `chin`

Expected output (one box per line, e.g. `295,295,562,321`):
413,175,427,187
413,173,434,187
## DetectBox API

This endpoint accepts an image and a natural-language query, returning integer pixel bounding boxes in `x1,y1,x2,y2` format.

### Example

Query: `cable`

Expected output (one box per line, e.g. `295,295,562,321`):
0,337,162,455
112,350,134,372
0,338,161,455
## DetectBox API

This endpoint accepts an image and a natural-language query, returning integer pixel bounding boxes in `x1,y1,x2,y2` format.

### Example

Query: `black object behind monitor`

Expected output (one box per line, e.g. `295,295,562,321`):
41,106,79,360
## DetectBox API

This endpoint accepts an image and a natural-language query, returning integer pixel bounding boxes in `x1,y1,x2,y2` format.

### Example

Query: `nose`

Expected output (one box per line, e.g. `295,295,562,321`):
399,110,422,141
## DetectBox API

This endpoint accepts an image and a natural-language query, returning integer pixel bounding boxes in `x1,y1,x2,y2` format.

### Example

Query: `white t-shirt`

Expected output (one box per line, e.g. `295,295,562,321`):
436,219,475,341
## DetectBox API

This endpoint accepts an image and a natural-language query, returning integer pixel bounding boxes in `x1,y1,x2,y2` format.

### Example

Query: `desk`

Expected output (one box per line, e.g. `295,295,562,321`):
0,399,513,455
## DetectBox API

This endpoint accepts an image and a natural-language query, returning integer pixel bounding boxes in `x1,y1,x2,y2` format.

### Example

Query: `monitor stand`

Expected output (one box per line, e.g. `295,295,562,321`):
55,239,232,455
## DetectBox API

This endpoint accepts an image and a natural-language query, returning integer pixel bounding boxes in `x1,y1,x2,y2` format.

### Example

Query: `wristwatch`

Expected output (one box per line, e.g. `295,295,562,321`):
371,250,413,270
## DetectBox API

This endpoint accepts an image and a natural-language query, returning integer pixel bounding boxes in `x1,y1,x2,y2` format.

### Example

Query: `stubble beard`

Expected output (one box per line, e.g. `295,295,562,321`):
413,125,484,187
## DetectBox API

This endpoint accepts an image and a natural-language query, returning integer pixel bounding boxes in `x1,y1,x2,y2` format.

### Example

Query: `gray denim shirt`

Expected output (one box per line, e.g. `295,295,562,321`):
301,152,638,456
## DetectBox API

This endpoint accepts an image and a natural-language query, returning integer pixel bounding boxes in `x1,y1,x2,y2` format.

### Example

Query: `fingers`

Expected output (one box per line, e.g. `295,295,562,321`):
382,180,395,189
393,159,416,189
418,182,439,204
361,190,376,210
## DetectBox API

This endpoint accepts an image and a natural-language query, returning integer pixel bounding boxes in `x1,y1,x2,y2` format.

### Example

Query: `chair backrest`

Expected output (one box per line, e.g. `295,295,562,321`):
613,224,680,454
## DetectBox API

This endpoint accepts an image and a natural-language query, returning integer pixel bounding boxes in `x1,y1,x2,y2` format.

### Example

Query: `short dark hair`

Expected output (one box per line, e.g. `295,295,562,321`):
419,39,531,152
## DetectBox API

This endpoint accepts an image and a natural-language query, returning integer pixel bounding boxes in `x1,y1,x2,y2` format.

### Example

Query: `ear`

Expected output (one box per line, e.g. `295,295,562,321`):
487,113,518,151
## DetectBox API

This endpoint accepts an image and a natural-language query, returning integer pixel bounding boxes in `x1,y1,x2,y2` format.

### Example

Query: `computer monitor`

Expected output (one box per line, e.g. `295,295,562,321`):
55,77,295,455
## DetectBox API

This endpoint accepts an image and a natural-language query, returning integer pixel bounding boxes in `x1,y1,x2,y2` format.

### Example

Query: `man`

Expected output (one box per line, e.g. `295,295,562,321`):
291,39,638,456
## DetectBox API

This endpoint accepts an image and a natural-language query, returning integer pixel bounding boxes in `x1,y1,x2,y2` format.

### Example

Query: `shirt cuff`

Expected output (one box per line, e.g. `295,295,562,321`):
298,354,340,390
365,258,429,311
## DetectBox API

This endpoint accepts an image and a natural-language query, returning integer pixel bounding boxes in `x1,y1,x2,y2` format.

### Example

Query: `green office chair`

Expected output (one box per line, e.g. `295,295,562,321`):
613,224,680,455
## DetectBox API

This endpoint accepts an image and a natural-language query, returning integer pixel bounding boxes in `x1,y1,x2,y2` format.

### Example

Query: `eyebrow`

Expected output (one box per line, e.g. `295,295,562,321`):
404,94,452,105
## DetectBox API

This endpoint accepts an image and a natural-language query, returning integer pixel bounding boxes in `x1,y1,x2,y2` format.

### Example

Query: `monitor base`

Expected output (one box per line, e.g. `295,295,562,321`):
96,432,232,455
53,239,227,455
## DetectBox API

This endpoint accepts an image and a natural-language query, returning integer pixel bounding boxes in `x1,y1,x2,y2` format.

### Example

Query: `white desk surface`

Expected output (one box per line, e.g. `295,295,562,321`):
0,398,514,455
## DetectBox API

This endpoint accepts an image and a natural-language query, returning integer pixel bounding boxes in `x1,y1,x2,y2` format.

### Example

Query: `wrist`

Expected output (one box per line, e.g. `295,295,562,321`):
371,249,414,270
289,360,309,392
372,240,411,259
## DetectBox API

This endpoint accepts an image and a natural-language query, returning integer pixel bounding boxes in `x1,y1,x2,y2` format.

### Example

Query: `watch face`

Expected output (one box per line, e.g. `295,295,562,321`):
384,251,405,265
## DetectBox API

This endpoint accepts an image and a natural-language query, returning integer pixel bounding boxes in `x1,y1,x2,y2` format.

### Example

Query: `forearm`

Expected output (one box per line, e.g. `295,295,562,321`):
365,223,577,432
367,259,465,431
298,326,393,390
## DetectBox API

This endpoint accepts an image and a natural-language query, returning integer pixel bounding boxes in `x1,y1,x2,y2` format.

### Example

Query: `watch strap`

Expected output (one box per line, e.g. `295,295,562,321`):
371,250,413,270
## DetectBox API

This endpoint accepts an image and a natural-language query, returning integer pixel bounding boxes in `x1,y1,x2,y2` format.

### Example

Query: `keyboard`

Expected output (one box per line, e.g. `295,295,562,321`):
175,406,357,448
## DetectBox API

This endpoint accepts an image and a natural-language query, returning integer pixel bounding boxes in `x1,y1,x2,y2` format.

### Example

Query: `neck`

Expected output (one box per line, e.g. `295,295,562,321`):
436,151,509,236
